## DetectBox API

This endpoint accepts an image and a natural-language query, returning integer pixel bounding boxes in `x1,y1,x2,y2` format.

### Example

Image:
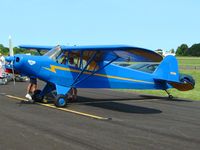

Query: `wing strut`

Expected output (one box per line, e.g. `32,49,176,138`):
71,51,98,87
72,56,119,86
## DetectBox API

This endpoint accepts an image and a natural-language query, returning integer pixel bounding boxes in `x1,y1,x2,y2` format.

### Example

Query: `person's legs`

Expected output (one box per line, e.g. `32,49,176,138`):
26,83,31,94
67,88,77,101
73,88,77,100
29,78,37,93
25,83,33,100
25,78,37,101
72,88,77,100
67,88,73,99
30,83,37,93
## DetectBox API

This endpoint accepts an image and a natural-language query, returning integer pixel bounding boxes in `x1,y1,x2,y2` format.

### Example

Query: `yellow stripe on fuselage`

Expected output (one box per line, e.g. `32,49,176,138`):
43,65,154,84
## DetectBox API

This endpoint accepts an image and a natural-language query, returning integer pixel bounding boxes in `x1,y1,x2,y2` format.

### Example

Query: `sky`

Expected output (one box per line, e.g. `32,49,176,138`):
0,0,200,51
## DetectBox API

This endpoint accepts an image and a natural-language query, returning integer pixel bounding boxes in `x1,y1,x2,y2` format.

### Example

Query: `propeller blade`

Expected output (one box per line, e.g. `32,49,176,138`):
9,35,14,56
8,36,15,85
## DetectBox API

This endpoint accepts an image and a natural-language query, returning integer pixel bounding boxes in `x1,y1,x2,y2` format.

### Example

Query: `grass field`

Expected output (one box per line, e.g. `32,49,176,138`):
177,57,200,66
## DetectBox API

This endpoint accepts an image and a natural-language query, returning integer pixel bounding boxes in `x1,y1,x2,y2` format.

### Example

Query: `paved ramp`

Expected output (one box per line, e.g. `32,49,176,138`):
0,82,200,150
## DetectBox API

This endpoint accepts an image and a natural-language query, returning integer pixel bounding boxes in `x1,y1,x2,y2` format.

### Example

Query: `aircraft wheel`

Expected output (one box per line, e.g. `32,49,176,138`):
168,95,173,99
32,90,44,102
54,94,68,107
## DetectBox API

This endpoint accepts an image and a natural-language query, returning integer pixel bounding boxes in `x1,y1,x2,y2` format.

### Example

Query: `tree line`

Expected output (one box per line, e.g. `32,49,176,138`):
0,43,200,56
175,43,200,56
0,44,37,55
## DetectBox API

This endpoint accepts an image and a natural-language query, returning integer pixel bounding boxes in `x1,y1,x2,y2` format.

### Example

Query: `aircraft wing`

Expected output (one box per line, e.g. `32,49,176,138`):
19,45,54,50
19,45,163,62
19,45,54,55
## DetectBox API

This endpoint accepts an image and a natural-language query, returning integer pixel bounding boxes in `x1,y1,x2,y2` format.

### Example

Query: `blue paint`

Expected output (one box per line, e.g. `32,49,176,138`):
5,45,194,97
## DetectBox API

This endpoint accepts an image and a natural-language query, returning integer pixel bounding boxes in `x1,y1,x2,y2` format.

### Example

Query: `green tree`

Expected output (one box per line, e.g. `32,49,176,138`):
176,44,188,56
0,44,9,55
188,43,200,56
0,44,38,55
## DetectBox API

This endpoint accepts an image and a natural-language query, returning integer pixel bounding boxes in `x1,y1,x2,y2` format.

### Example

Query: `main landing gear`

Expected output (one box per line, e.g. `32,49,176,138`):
32,90,69,107
54,94,68,107
32,90,44,102
164,90,174,99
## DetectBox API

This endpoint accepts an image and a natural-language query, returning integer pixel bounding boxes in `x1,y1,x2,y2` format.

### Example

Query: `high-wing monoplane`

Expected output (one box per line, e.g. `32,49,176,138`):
5,45,195,107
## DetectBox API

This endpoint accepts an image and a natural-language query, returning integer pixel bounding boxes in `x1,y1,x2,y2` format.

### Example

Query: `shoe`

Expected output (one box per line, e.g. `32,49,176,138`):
25,94,32,100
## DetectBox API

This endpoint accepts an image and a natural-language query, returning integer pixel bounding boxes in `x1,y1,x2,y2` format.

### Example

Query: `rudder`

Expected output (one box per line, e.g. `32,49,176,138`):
153,55,179,82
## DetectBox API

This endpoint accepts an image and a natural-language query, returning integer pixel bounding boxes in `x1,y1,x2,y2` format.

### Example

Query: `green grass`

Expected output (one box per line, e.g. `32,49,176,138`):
125,70,200,100
177,57,200,66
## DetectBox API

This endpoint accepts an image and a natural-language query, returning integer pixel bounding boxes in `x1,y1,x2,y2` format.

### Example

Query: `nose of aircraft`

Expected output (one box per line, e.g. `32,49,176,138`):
5,56,15,62
6,55,22,64
5,54,41,77
5,54,23,70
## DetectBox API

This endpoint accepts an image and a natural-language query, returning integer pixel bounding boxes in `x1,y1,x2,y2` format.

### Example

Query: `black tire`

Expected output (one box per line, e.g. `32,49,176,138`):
54,94,68,107
32,90,44,102
168,95,173,99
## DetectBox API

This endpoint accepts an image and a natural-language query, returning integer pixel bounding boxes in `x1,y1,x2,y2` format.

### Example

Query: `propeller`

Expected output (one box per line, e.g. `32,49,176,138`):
7,35,16,85
9,35,14,56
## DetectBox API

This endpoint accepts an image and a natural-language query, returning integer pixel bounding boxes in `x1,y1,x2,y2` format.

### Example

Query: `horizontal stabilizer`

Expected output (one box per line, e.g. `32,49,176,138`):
168,81,194,91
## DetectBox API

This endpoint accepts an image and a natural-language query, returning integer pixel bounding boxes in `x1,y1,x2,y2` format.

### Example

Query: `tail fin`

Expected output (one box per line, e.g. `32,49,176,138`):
153,55,195,91
153,55,179,82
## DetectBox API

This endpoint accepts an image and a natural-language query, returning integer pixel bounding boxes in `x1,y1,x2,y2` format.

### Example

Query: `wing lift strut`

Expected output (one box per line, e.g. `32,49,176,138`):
71,52,119,87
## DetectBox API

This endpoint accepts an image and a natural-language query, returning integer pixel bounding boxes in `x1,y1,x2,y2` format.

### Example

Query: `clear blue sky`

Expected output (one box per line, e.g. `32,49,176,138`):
0,0,199,51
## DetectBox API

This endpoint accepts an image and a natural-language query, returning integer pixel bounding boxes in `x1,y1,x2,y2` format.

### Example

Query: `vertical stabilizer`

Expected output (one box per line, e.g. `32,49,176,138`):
153,55,179,82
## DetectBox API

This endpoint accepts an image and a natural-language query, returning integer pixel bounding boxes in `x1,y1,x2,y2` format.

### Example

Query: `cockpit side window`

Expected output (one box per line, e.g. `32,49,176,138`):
58,50,99,71
58,51,68,64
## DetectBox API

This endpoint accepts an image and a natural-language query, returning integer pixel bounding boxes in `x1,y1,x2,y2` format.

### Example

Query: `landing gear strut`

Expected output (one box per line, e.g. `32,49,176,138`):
164,90,173,99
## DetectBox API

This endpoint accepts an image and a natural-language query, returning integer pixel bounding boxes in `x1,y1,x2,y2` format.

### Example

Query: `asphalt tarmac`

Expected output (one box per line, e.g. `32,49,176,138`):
0,81,200,150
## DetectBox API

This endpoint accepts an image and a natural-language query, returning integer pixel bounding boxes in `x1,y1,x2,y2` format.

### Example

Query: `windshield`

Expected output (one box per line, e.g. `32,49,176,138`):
44,45,62,61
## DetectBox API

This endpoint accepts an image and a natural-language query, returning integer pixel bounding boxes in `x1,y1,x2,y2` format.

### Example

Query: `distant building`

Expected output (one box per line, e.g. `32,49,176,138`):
163,51,175,57
155,49,175,57
155,49,163,55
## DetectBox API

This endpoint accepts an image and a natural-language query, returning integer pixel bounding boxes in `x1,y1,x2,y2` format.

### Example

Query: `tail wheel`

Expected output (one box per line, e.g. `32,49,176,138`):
32,90,44,102
54,94,68,107
168,95,173,99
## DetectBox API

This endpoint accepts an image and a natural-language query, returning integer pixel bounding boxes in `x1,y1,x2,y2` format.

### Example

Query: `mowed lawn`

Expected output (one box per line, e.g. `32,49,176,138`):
121,57,200,100
177,56,200,66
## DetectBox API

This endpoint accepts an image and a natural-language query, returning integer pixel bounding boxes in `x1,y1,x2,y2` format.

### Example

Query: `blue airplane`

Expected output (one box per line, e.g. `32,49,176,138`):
5,45,195,107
